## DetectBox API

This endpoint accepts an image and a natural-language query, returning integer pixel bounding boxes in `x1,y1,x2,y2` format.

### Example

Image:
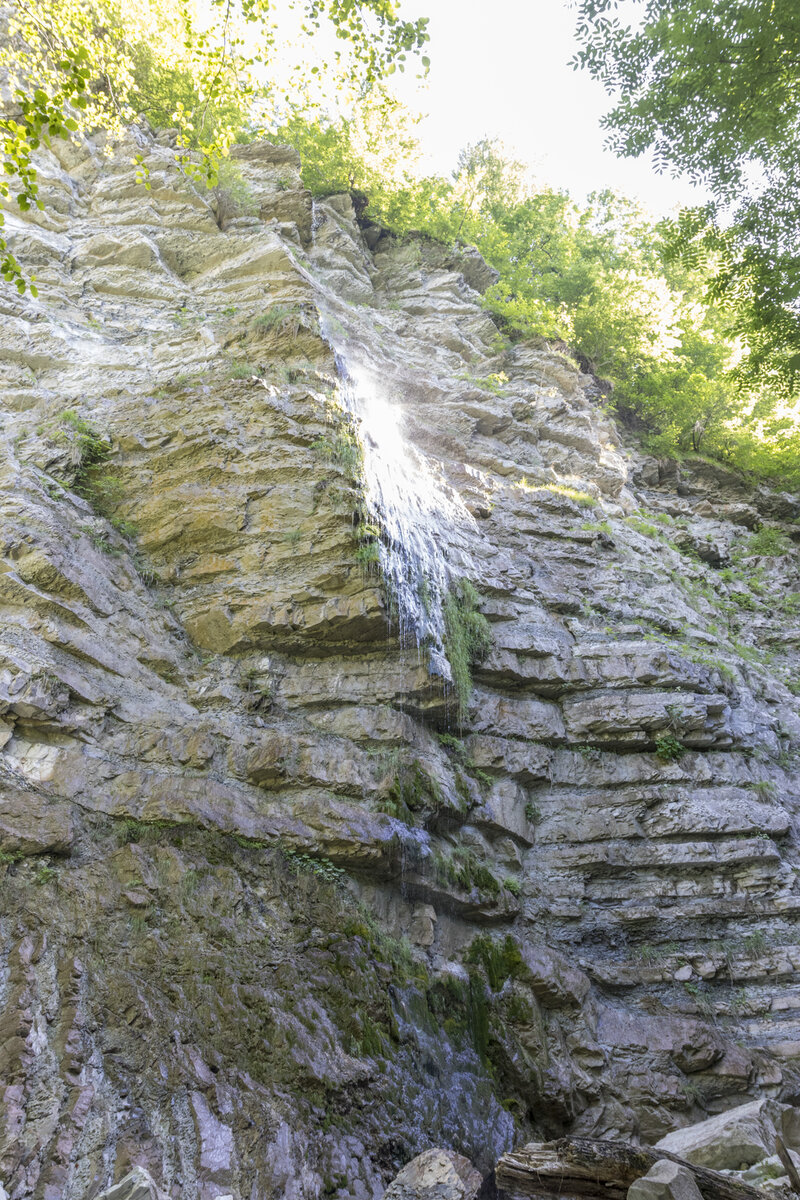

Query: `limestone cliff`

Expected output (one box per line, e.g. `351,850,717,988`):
1,129,800,1199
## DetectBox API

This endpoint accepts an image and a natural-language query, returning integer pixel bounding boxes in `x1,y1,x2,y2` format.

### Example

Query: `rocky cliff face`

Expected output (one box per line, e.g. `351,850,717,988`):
1,129,800,1200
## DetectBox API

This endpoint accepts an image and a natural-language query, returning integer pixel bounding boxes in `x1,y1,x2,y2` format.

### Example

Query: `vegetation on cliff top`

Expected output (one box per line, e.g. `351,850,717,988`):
278,105,800,491
0,0,429,292
3,0,800,489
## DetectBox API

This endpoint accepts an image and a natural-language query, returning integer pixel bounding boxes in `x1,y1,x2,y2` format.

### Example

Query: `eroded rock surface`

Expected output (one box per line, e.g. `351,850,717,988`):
1,127,800,1197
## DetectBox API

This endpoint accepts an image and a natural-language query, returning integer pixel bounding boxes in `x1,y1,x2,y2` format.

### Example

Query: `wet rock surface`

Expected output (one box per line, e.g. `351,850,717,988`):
0,128,800,1197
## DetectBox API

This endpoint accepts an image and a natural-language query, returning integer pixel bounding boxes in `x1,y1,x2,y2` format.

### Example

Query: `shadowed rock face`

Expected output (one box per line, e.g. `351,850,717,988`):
1,128,800,1198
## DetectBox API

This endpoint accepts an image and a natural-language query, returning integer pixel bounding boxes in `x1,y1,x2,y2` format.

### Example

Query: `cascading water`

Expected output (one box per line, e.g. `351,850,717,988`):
320,310,474,681
288,199,478,689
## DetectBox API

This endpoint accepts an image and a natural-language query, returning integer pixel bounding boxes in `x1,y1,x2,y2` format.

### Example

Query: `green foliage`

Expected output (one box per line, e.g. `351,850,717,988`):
381,760,443,820
2,0,429,293
311,427,363,478
728,590,758,612
34,863,58,885
743,930,768,956
426,970,492,1061
116,817,178,845
0,40,92,294
464,933,523,991
654,733,686,762
227,361,258,380
443,578,492,725
746,528,790,557
462,370,509,395
573,0,800,399
518,480,598,508
636,940,678,965
626,517,658,537
46,411,130,521
281,848,346,888
253,304,298,331
52,409,110,474
209,158,258,224
354,542,380,567
181,868,199,897
524,801,541,825
635,943,659,965
80,524,119,555
436,731,467,758
82,472,125,519
111,516,138,540
433,846,500,897
342,902,422,985
286,105,800,486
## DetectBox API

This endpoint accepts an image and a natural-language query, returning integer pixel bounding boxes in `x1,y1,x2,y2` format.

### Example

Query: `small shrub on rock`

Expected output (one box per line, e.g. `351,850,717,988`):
443,578,492,725
654,733,686,762
747,527,789,556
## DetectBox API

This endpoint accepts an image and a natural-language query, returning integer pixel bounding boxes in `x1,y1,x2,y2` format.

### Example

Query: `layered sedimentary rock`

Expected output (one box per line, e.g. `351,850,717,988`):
1,128,800,1198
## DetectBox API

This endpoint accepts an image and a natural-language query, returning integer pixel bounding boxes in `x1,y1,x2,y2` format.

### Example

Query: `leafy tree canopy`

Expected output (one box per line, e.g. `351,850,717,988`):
572,0,800,397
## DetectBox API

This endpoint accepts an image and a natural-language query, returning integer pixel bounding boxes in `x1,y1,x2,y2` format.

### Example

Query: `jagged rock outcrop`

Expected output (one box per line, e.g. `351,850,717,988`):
1,126,800,1197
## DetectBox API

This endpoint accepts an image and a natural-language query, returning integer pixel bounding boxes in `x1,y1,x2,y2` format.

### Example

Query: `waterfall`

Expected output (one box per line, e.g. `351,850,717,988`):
320,311,471,681
295,200,477,684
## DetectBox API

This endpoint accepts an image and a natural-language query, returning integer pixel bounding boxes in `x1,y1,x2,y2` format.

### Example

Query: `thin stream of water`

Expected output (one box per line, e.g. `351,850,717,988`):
319,309,479,686
291,203,476,684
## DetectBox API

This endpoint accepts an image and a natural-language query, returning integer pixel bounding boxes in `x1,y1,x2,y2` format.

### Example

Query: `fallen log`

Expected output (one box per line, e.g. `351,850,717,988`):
775,1136,800,1196
496,1138,768,1200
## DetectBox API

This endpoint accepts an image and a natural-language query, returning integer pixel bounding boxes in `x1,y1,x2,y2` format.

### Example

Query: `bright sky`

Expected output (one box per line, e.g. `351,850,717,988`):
391,0,711,217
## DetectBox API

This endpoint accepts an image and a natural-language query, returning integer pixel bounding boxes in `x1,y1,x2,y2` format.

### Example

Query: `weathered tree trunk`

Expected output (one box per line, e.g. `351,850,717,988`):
496,1138,767,1200
775,1136,800,1196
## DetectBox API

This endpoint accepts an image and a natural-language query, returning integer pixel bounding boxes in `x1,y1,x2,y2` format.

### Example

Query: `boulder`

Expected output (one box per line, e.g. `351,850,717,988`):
94,1166,169,1200
383,1148,482,1200
655,1099,791,1170
628,1160,704,1200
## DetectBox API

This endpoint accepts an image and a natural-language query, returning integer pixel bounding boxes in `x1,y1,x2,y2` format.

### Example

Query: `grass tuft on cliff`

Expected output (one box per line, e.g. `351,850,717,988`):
443,579,492,726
